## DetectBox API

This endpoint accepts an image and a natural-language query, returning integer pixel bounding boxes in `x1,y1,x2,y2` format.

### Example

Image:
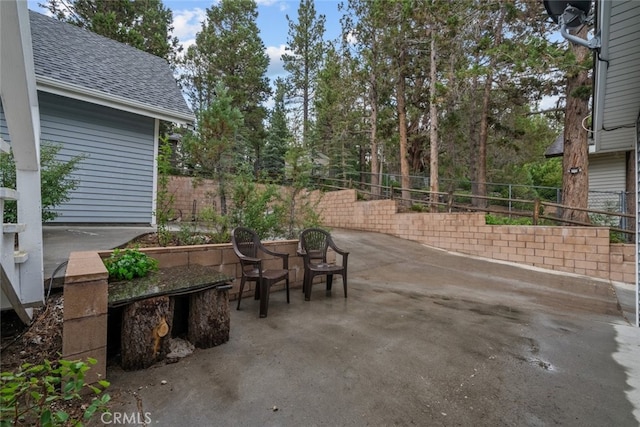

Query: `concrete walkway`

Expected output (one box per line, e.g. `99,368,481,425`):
43,225,155,287
81,228,640,427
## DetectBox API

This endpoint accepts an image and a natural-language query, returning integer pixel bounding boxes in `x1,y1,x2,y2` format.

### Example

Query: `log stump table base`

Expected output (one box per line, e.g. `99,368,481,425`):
109,266,233,371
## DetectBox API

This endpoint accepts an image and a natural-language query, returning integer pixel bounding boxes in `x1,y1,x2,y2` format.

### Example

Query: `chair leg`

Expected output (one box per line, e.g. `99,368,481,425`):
342,272,347,298
237,277,246,310
259,280,270,318
305,273,313,301
285,278,290,304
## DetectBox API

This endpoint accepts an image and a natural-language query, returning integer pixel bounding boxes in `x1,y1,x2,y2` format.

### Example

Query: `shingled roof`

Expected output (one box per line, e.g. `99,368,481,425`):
29,10,194,123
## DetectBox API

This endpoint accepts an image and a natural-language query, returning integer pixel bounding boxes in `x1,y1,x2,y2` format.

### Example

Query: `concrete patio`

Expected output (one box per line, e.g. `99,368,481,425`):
72,228,640,427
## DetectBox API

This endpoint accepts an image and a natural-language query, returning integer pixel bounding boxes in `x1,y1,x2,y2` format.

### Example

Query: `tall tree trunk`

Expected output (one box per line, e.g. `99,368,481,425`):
396,54,411,202
475,7,505,209
429,31,439,211
469,74,479,203
561,25,590,223
369,59,380,197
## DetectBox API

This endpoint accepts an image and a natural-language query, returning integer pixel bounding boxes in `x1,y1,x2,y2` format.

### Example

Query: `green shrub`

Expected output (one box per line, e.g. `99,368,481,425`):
485,214,533,225
103,248,158,281
1,142,85,223
0,358,110,426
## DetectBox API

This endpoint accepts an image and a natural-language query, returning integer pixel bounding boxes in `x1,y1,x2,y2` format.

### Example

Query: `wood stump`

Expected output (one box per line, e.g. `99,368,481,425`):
188,287,230,348
121,296,174,370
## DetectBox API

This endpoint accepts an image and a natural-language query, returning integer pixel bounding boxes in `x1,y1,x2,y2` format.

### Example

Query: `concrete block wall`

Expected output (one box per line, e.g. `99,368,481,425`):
64,240,306,381
314,189,635,285
63,251,109,385
97,240,305,300
167,176,219,221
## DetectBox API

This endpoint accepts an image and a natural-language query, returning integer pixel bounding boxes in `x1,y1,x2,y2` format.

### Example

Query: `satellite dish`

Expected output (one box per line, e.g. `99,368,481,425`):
543,0,591,27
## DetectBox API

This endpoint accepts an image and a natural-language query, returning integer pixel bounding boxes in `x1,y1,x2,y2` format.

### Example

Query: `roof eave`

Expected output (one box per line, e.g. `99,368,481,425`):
36,76,195,124
591,0,611,153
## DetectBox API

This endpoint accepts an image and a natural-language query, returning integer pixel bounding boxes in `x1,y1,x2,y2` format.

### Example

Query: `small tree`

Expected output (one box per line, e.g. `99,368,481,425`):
155,136,175,246
1,142,85,223
282,146,321,238
181,83,243,214
228,168,285,240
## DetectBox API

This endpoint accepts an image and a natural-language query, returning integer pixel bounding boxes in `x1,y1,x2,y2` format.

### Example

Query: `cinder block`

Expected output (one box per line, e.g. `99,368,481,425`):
189,248,222,266
153,251,188,268
63,314,107,356
65,252,108,284
63,280,108,321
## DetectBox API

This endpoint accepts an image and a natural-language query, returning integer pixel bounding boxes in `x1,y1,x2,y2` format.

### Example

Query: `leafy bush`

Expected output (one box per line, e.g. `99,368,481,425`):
0,358,110,426
229,171,285,239
485,214,533,225
103,248,158,281
1,142,85,223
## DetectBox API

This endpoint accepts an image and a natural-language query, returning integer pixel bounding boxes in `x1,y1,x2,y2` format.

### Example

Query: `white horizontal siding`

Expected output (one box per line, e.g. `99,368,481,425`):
590,152,626,192
598,1,640,153
38,92,155,223
589,152,626,211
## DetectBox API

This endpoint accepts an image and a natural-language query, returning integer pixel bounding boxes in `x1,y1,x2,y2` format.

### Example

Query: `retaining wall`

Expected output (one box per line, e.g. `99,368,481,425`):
315,189,635,284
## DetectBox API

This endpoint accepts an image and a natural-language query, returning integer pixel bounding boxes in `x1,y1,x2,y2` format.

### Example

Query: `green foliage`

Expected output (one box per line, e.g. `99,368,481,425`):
525,158,562,201
42,0,180,61
229,170,285,239
263,77,291,182
103,248,158,281
181,83,244,178
283,0,326,145
156,136,175,247
1,142,85,223
485,214,533,226
281,147,321,238
0,358,110,427
175,207,230,245
180,0,270,173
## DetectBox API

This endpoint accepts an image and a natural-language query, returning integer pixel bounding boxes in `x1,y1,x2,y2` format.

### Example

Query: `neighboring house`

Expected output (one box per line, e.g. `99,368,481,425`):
0,4,194,319
544,2,639,219
590,0,640,326
1,10,194,224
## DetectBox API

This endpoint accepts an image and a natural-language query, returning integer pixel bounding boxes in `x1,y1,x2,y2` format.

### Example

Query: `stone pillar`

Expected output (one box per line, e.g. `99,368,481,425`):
63,251,108,384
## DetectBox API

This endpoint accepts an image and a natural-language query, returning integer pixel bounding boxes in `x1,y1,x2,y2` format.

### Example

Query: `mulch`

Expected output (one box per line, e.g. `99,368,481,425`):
1,292,64,371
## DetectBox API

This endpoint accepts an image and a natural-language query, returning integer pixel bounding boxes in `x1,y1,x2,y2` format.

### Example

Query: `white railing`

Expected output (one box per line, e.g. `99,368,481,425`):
0,143,32,323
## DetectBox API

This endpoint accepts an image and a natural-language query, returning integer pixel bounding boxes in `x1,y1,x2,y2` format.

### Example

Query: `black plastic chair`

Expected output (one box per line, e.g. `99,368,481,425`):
299,228,349,301
231,227,290,318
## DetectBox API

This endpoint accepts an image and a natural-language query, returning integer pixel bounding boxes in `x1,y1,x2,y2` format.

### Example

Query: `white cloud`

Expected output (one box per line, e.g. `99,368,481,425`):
266,44,290,78
172,8,207,50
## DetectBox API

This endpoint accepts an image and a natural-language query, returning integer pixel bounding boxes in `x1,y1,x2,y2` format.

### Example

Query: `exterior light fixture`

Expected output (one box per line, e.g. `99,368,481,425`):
543,0,601,49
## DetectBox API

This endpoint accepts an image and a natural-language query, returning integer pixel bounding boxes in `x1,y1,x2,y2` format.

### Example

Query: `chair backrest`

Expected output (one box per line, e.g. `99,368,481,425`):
300,228,331,263
231,227,259,259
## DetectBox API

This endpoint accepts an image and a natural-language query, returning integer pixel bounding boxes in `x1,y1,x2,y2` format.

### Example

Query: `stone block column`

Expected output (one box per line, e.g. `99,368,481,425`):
62,251,108,384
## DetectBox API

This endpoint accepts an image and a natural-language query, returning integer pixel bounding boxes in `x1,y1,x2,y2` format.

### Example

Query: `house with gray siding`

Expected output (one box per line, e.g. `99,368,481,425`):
1,10,194,225
589,0,639,324
546,0,639,325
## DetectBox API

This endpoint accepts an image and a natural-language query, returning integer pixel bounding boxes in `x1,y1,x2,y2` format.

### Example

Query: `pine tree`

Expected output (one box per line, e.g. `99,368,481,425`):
42,0,180,61
282,0,326,146
263,78,291,182
181,0,271,176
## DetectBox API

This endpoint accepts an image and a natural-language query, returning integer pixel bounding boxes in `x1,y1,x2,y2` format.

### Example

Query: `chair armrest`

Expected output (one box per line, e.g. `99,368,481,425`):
258,243,289,269
327,238,349,257
239,256,261,265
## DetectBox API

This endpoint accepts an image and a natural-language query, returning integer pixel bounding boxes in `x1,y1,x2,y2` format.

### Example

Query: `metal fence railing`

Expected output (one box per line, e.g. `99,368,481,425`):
311,172,634,242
